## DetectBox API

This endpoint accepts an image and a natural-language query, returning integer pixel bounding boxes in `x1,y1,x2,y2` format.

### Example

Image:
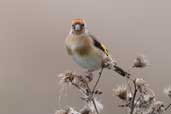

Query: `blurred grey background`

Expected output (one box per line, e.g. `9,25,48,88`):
0,0,171,114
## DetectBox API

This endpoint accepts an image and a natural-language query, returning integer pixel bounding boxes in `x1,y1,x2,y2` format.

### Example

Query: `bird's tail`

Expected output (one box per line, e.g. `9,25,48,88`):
112,65,130,78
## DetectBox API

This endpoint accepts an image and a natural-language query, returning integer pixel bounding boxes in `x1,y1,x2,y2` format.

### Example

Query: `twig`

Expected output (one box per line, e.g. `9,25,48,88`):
92,98,100,114
71,67,104,114
88,67,104,114
92,67,104,94
165,102,171,111
130,80,138,114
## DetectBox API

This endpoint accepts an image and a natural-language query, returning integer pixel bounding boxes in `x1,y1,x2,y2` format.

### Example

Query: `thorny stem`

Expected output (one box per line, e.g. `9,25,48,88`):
81,90,100,114
74,83,100,114
92,98,100,114
90,67,104,114
130,80,138,114
92,67,104,94
79,67,104,114
71,67,104,114
83,80,99,114
165,102,171,111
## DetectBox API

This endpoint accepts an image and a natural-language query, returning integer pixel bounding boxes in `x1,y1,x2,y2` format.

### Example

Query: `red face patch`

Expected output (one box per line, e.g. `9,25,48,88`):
71,19,84,25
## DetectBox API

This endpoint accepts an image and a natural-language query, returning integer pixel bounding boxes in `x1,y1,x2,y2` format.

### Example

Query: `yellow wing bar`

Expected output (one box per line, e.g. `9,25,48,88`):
90,34,109,56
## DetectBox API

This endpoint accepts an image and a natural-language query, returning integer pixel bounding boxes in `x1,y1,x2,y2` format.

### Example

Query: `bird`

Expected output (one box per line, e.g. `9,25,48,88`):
65,19,129,77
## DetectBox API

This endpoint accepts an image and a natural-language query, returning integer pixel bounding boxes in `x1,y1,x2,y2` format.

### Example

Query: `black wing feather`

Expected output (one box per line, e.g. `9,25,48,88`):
89,34,109,56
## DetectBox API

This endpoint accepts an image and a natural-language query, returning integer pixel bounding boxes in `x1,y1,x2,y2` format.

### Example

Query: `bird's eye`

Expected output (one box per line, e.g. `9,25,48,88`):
81,24,85,27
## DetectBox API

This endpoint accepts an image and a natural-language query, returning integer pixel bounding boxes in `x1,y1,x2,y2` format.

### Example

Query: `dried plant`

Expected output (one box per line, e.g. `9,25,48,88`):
56,55,171,114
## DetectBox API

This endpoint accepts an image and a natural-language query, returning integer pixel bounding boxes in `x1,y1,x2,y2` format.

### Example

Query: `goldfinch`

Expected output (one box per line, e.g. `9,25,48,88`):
65,19,129,77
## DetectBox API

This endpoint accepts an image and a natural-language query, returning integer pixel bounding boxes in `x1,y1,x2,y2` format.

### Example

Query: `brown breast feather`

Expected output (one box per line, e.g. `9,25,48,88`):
66,35,92,56
74,36,92,56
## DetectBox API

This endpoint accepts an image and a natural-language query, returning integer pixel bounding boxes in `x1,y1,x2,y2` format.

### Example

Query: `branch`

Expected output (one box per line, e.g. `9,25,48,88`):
91,67,104,114
92,98,99,114
92,67,104,93
130,80,138,114
165,102,171,111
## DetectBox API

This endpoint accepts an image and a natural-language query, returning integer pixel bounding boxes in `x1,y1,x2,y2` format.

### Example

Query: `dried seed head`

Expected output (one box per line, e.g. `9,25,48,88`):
58,71,92,89
144,94,155,103
164,85,171,98
135,78,149,93
153,101,164,108
136,94,155,112
135,78,147,87
152,101,165,113
113,85,127,101
58,71,75,85
146,101,165,114
133,55,149,68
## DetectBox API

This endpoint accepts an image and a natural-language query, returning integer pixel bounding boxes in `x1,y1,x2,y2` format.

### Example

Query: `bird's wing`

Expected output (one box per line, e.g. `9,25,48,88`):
89,34,109,56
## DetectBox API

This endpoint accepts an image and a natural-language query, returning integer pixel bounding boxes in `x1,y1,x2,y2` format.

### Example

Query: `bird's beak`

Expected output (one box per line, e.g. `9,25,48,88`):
74,24,81,31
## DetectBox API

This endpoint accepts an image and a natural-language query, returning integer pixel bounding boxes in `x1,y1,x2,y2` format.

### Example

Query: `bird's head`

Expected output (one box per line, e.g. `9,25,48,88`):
70,18,87,34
